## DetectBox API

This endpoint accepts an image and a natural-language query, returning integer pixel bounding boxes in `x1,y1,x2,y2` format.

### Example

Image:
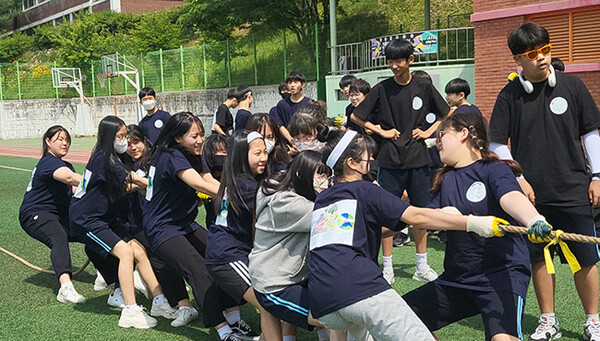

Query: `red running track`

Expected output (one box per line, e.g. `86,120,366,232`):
0,146,91,164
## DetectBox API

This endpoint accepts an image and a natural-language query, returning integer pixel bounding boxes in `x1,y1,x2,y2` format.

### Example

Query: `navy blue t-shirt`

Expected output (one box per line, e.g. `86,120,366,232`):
235,109,252,132
205,175,257,266
453,104,483,116
429,160,530,297
69,151,129,235
271,96,311,128
19,154,75,221
142,149,210,251
139,110,171,144
344,103,364,134
309,180,409,318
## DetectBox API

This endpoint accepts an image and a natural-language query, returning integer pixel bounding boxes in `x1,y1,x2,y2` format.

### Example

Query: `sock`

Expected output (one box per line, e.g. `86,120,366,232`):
153,294,167,304
587,314,599,324
224,310,241,325
416,253,428,272
60,281,72,289
317,328,329,341
541,313,556,323
179,305,194,311
124,304,137,311
217,325,233,340
282,336,296,341
382,256,393,272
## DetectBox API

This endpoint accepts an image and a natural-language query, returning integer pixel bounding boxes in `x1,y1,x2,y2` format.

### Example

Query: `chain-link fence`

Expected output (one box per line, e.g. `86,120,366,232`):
0,26,323,101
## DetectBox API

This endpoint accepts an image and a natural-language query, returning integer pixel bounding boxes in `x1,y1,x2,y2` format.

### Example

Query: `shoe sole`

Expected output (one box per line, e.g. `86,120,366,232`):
530,332,562,341
118,321,157,329
57,295,86,304
412,275,437,283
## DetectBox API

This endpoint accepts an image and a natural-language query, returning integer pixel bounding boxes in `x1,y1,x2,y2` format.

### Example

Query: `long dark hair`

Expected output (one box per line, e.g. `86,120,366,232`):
320,129,373,177
145,112,206,172
430,112,523,193
42,125,71,156
216,129,265,216
121,124,151,170
261,150,331,202
245,113,291,169
202,133,229,179
92,116,128,203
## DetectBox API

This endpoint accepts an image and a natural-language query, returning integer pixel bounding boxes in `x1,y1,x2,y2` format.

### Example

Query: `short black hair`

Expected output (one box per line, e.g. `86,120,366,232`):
551,57,565,72
507,22,550,55
138,87,156,101
226,88,236,99
339,75,357,89
278,82,288,93
349,79,370,95
444,78,471,97
385,39,414,60
235,85,252,101
286,71,306,84
411,70,432,83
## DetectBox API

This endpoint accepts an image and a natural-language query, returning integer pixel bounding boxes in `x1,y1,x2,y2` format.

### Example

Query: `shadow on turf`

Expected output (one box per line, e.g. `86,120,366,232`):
24,270,96,290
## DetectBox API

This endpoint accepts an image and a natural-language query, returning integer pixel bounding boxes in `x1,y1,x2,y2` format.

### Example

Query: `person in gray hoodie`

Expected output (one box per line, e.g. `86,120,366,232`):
249,151,342,341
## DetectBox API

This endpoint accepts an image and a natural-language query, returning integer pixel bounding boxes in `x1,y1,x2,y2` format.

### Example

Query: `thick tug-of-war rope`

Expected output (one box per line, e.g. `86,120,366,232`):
0,245,90,276
500,224,600,244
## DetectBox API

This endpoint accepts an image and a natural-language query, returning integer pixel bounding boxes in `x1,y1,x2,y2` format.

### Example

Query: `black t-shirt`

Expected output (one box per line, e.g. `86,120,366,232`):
271,96,311,128
344,103,364,134
214,104,234,135
19,154,75,221
490,72,600,206
235,109,252,132
353,76,450,169
139,110,171,144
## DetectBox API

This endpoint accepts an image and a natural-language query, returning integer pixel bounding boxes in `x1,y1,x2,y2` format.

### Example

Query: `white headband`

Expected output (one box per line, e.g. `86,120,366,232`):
326,130,358,169
247,131,263,144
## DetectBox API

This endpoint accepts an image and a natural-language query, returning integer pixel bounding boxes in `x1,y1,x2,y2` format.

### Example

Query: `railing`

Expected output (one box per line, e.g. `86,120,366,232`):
332,27,474,74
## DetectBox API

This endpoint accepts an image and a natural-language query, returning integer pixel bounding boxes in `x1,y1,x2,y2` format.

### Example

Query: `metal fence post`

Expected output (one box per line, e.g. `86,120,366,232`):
180,45,185,91
202,42,207,89
107,71,112,96
16,62,22,100
54,61,59,99
140,52,145,88
159,48,165,92
315,23,320,81
0,65,3,101
283,30,288,78
91,61,96,97
226,38,231,87
253,34,258,86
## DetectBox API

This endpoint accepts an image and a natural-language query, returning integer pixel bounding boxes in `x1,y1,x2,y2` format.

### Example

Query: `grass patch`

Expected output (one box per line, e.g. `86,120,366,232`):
0,154,592,340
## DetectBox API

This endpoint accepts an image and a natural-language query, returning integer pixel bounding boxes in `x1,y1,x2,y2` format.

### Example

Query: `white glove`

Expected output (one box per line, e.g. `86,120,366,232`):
466,215,507,238
424,138,437,149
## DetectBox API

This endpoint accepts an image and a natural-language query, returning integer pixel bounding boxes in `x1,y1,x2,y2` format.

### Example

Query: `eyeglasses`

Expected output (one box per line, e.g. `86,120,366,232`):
516,44,551,61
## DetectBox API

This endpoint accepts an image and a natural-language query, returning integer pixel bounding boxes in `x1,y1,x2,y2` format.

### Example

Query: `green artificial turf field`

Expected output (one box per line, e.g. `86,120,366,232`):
0,154,593,340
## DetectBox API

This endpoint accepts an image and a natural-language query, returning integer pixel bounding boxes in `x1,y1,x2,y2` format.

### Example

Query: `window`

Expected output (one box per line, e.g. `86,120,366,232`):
529,7,600,64
22,0,50,11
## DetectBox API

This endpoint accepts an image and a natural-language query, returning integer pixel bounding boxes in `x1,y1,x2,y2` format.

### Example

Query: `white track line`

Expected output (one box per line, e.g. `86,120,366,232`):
0,165,32,172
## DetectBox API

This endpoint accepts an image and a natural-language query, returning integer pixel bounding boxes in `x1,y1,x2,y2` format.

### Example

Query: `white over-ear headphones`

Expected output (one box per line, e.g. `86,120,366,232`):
519,65,556,94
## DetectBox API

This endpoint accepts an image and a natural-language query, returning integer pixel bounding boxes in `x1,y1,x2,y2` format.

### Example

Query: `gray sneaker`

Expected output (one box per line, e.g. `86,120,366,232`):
171,306,198,327
412,267,438,283
530,316,561,340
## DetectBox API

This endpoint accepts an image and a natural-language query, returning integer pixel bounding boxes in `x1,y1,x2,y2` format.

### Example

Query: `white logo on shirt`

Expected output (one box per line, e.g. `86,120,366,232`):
425,113,436,124
145,166,156,201
550,97,568,115
154,120,164,129
310,199,356,250
466,181,486,203
74,169,92,198
26,167,37,192
215,193,229,226
412,96,423,110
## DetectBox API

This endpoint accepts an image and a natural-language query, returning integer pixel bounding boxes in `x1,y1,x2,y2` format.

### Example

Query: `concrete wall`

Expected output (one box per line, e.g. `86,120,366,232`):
325,64,475,118
0,82,317,140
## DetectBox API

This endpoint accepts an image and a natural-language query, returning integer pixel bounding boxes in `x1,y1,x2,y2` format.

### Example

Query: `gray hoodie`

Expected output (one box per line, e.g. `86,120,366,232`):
248,187,314,294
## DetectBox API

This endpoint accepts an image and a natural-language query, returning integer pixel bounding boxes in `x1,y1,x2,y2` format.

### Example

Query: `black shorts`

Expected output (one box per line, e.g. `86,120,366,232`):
403,281,525,341
529,205,600,267
255,282,314,331
208,259,251,304
81,226,124,258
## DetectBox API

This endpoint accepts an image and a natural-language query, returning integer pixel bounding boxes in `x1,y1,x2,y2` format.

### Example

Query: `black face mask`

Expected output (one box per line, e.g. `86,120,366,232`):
208,154,227,180
281,93,291,100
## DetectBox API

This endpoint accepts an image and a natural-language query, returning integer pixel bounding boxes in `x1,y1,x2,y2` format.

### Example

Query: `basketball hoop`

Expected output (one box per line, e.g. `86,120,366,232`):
96,74,112,89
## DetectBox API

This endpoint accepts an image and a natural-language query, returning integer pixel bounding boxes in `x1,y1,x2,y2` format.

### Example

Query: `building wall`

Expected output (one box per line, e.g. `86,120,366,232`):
121,0,182,14
15,0,91,29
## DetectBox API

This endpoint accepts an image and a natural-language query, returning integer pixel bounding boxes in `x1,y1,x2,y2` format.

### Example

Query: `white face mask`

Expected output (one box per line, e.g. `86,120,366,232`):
313,177,328,193
142,100,156,111
265,139,275,154
296,140,321,152
114,139,128,154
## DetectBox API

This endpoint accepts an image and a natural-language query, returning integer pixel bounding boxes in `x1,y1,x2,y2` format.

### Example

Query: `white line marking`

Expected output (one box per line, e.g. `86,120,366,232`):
0,165,32,172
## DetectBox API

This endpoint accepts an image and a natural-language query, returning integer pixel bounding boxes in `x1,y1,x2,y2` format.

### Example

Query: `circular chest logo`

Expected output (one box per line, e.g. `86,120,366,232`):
413,96,423,110
550,97,568,115
425,113,436,124
154,119,164,128
466,181,487,203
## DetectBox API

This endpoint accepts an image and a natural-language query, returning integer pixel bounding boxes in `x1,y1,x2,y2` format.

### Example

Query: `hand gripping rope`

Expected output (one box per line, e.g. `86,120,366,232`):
499,224,600,274
0,245,90,276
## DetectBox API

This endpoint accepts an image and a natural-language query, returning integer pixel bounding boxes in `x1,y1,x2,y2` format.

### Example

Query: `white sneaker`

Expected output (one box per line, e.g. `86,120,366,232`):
530,315,561,340
133,270,150,299
118,305,157,329
583,317,600,341
382,268,395,284
107,288,125,309
171,306,199,327
151,299,178,319
94,271,108,291
412,267,438,283
56,282,86,304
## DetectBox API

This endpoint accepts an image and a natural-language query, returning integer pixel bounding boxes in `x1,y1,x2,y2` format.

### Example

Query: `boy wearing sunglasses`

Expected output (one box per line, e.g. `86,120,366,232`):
489,22,600,341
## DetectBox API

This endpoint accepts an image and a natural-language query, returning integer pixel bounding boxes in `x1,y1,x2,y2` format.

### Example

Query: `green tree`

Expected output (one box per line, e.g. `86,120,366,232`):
0,0,22,33
0,33,34,62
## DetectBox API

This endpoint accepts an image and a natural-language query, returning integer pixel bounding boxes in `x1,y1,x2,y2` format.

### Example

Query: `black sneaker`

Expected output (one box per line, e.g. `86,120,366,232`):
392,232,410,247
230,320,260,341
223,334,245,341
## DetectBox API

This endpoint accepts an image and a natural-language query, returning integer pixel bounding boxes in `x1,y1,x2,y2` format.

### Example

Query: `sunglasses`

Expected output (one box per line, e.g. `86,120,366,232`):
517,44,551,60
